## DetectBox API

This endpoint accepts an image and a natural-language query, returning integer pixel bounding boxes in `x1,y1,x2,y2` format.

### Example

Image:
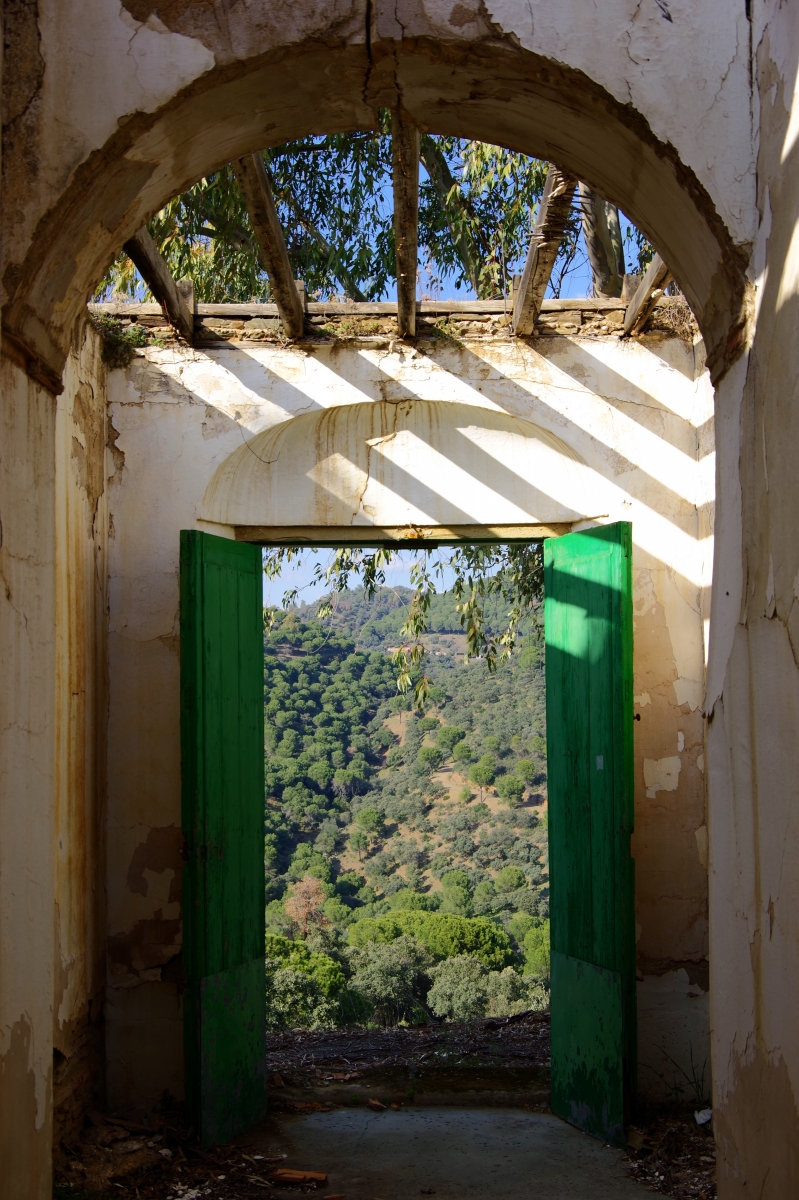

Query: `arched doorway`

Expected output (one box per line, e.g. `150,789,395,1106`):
3,8,761,1194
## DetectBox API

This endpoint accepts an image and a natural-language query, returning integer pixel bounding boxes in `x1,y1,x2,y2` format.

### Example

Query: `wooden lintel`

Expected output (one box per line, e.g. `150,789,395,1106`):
622,252,672,336
122,227,195,344
512,166,578,336
392,110,420,338
234,523,572,546
233,154,305,341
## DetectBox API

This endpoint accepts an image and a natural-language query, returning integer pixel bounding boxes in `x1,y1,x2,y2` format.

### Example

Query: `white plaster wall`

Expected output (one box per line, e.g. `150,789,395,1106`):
104,330,712,1105
484,0,755,246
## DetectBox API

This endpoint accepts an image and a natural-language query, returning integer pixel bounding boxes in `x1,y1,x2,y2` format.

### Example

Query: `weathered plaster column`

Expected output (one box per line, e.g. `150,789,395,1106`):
0,359,57,1200
53,324,110,1141
706,8,799,1195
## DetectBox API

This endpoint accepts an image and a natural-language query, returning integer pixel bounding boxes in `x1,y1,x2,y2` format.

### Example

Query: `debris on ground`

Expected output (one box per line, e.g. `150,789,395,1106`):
625,1109,717,1199
263,1011,551,1091
270,1168,328,1185
54,1018,717,1200
54,1109,329,1199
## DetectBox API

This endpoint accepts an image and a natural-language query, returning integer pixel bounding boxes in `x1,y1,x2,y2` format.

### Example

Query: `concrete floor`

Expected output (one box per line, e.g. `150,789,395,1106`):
249,1107,651,1199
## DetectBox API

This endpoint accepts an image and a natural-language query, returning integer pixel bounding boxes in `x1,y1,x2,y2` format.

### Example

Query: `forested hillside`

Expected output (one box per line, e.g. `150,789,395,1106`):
263,587,550,1028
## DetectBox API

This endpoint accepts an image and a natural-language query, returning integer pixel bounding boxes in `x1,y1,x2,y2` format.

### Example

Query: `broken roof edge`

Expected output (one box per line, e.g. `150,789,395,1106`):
89,297,633,319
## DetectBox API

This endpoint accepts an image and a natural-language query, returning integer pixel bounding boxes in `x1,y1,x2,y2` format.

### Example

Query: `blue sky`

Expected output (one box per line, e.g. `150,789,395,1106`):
262,549,464,609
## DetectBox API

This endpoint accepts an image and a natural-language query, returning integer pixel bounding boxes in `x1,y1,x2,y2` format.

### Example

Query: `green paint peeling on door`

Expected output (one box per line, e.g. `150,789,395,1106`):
545,522,636,1146
180,531,267,1144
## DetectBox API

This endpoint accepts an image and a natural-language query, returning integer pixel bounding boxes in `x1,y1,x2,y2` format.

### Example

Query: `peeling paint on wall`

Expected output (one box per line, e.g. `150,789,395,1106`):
105,329,712,1105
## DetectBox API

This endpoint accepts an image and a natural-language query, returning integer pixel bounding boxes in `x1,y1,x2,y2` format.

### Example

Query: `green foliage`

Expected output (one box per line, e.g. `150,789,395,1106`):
508,911,539,945
457,785,474,803
336,870,365,898
355,807,384,835
323,896,354,925
99,125,609,307
469,755,497,794
441,870,470,891
265,968,341,1031
452,741,474,764
387,888,439,912
266,547,545,708
289,842,333,883
89,313,150,368
494,865,527,893
486,967,536,1016
427,955,489,1020
264,833,280,867
265,934,346,998
496,774,525,806
515,758,537,784
258,591,549,1030
347,911,513,970
439,886,472,916
417,745,444,773
436,725,466,754
348,935,433,1026
524,919,551,980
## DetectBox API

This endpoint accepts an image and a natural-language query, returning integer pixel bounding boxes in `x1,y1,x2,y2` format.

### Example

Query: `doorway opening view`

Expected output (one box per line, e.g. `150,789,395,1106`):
261,548,552,1054
59,112,714,1200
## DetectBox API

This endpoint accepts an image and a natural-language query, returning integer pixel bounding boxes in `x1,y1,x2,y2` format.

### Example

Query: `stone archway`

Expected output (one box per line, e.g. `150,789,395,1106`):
2,5,749,392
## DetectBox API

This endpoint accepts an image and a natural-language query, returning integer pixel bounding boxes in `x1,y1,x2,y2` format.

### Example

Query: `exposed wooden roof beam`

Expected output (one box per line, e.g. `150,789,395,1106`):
123,227,195,344
392,109,420,338
622,253,672,336
233,153,305,341
512,166,578,335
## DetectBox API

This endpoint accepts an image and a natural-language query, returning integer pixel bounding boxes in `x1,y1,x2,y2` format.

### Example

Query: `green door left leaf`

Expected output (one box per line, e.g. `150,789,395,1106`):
180,531,267,1144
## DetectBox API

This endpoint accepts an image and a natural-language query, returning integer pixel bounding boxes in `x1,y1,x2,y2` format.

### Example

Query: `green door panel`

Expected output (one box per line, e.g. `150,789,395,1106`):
550,951,624,1145
544,522,635,1145
180,531,267,1144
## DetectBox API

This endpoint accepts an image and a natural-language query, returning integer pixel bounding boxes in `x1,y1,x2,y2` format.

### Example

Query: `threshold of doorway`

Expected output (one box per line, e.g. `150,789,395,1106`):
270,1062,550,1113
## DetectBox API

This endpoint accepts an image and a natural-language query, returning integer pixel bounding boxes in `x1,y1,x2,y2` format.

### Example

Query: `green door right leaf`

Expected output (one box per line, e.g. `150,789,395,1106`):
544,522,636,1147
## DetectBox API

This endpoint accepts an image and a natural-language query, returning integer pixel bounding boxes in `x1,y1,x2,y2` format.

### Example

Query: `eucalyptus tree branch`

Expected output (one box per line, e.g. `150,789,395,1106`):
262,543,544,710
268,171,368,302
420,134,483,296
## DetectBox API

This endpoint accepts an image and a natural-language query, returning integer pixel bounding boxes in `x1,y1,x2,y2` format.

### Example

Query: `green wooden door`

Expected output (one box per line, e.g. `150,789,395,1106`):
180,531,267,1144
544,522,635,1146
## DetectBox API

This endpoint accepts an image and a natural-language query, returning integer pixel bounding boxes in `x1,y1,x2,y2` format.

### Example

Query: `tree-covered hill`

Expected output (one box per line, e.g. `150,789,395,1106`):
262,589,549,1027
296,585,537,650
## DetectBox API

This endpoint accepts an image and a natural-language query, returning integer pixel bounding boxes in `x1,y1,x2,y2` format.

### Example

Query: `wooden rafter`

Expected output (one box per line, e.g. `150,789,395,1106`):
123,227,195,344
512,166,578,336
233,154,305,341
622,253,672,336
392,109,420,338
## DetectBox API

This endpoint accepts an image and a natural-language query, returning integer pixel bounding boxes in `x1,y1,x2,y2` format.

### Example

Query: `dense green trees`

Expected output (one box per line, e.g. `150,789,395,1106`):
347,911,514,970
261,588,550,1028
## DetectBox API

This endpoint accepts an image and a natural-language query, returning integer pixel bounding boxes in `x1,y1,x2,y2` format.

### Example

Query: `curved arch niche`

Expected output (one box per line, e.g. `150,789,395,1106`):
200,399,596,534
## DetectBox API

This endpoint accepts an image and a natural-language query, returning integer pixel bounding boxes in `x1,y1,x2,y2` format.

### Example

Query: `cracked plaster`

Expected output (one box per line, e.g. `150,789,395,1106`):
103,329,711,1107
